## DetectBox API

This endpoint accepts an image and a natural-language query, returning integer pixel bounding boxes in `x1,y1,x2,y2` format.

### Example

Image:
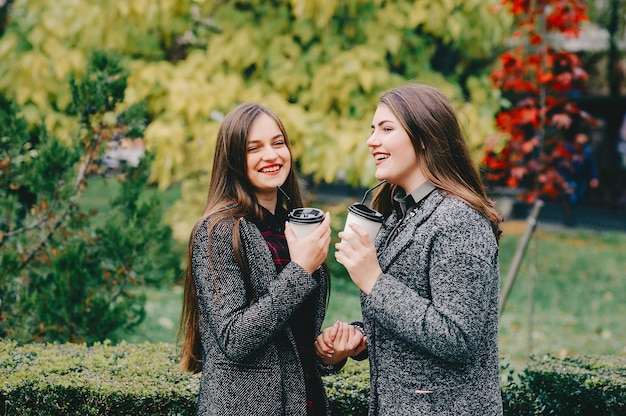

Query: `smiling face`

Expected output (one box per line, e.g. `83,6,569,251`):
367,103,426,193
246,113,292,207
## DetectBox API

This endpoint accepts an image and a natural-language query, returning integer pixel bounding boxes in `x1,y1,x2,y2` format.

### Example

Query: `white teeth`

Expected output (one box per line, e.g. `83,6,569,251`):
260,166,280,173
376,154,390,161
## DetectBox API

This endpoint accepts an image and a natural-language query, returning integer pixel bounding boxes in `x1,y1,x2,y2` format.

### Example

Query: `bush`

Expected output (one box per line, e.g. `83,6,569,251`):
325,359,369,416
2,341,625,415
502,355,626,415
0,341,370,415
0,51,182,344
0,340,198,415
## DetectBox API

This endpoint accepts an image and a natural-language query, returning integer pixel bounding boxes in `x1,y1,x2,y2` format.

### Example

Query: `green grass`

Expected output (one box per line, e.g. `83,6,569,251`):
324,269,363,327
497,225,626,370
78,176,182,223
111,284,184,344
80,182,626,371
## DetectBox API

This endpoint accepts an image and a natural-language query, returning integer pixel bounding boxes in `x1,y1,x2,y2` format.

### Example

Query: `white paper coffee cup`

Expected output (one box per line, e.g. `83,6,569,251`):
288,207,325,238
342,203,384,242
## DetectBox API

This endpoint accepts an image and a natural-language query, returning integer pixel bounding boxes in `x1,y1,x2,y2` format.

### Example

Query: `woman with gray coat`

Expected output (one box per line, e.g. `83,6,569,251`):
179,103,362,415
323,84,504,415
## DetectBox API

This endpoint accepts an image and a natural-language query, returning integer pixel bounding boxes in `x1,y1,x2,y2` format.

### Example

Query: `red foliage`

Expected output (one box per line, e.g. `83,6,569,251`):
482,0,595,205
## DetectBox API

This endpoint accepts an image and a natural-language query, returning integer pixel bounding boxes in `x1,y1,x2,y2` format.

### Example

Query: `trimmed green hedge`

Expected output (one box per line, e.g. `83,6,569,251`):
502,355,626,415
0,341,198,415
1,341,625,415
0,340,369,415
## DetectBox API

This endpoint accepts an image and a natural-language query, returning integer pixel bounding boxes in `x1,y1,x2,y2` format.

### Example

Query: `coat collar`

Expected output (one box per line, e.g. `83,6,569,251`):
393,181,437,218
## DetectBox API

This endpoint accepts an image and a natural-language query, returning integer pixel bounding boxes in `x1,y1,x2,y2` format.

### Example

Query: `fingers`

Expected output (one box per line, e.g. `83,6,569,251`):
314,334,333,358
335,227,383,294
348,223,372,244
307,212,331,241
324,321,340,348
347,328,364,350
336,322,351,347
287,213,331,274
332,322,355,351
315,321,340,358
316,322,368,365
353,337,368,357
284,220,293,239
335,225,371,261
338,223,370,248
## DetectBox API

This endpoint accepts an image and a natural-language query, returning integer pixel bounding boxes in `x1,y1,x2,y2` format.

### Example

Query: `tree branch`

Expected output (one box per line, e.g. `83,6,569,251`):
18,128,104,268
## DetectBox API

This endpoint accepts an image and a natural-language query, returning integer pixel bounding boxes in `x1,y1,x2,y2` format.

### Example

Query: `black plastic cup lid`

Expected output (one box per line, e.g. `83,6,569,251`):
288,207,325,224
348,203,384,223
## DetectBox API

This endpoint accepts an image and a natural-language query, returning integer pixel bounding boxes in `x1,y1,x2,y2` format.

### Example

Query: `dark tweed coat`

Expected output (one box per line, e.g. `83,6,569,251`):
191,215,331,416
361,189,503,416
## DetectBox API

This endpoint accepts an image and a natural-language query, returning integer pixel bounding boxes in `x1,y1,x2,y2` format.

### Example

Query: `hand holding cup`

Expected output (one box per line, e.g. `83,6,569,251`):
286,209,331,274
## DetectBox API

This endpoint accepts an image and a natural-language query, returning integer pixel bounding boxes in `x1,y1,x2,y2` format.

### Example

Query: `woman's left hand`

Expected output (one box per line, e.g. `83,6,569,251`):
334,224,383,295
315,321,365,366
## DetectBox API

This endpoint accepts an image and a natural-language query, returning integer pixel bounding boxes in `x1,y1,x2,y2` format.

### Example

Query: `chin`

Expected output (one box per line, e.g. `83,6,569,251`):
374,171,387,181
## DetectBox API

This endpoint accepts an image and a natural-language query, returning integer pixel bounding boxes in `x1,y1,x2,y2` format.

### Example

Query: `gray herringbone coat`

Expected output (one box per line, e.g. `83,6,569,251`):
191,215,330,416
362,189,503,416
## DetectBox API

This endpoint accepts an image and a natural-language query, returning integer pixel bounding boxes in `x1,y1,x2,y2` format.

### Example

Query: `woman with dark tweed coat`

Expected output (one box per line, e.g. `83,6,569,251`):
179,103,363,416
324,84,504,415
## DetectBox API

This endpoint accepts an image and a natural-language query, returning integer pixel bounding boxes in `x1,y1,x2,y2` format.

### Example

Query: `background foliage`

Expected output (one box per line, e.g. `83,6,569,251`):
0,51,181,344
2,340,625,416
481,0,600,204
0,0,512,238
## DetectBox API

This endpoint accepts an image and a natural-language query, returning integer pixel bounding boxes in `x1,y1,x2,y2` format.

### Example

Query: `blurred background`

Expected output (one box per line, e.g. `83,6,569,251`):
1,0,625,372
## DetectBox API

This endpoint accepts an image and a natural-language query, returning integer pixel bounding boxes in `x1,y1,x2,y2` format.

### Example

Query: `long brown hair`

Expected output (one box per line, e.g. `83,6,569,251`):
371,84,502,240
178,103,304,373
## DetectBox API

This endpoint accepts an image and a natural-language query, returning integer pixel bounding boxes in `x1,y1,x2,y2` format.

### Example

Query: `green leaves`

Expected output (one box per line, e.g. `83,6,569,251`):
0,51,181,345
0,0,512,234
69,50,129,124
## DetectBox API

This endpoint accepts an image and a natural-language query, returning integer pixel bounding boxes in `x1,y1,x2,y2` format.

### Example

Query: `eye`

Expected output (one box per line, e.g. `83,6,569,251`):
247,146,259,152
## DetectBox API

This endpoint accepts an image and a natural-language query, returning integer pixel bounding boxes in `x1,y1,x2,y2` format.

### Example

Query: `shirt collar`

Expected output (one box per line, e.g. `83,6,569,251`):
393,181,436,217
258,203,287,230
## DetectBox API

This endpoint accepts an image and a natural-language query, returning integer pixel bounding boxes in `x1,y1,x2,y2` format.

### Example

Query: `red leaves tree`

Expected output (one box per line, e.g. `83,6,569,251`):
482,0,597,205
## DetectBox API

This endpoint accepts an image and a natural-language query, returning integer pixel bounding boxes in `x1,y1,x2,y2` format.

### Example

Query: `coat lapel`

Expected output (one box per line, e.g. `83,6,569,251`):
375,190,444,272
239,218,277,296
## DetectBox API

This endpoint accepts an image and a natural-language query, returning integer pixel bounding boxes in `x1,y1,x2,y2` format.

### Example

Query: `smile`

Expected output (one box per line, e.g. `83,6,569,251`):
259,164,281,173
374,153,390,161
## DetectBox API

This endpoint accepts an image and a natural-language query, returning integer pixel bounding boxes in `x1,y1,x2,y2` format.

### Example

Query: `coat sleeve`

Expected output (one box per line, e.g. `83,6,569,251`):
362,217,499,365
192,218,319,362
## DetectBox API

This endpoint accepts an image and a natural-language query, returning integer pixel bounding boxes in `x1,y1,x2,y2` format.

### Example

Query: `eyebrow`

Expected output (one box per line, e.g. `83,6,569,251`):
247,133,284,143
371,120,395,129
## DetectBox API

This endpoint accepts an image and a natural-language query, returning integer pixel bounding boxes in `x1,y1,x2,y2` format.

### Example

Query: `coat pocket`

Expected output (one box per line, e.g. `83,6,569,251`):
379,382,467,416
411,384,474,416
209,363,283,415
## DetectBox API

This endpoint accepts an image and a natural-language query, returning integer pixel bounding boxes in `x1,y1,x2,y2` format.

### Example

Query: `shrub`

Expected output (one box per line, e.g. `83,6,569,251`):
502,354,626,415
325,359,369,416
2,341,625,415
0,51,181,344
0,340,198,415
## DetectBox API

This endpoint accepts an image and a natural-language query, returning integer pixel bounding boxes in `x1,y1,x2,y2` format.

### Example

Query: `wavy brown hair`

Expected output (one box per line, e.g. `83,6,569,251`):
371,84,502,240
178,103,304,373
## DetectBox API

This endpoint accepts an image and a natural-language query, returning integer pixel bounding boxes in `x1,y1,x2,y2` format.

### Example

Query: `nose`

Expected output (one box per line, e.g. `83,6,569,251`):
366,132,379,149
261,144,279,160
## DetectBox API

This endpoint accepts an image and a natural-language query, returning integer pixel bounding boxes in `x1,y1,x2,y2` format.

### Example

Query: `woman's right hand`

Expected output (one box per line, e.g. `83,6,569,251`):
285,212,331,274
315,321,366,365
335,223,383,295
